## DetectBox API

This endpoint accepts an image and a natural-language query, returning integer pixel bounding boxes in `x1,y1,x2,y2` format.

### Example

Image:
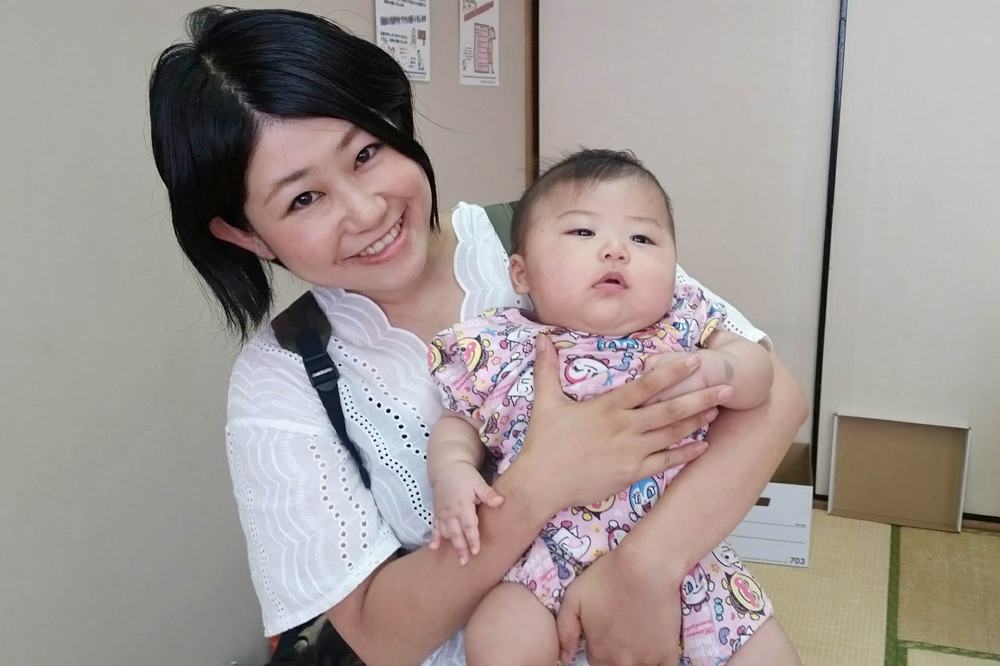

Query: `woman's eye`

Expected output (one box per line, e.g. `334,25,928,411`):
569,228,594,237
290,191,321,211
355,143,382,168
631,234,653,245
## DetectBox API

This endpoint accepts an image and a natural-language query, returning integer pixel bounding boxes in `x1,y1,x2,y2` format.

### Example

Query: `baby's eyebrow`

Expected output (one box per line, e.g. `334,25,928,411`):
557,209,668,228
627,215,663,226
557,209,598,218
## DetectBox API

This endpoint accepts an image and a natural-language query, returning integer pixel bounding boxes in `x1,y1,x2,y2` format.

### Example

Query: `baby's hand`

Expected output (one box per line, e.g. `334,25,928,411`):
429,462,504,564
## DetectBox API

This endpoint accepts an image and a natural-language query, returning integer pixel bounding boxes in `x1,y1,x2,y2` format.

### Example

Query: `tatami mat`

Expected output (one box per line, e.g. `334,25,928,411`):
908,649,999,666
898,529,1000,655
750,510,891,666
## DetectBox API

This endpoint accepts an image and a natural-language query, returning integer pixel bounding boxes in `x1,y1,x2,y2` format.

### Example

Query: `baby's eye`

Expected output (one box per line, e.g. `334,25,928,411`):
291,192,322,211
631,234,653,245
569,229,594,237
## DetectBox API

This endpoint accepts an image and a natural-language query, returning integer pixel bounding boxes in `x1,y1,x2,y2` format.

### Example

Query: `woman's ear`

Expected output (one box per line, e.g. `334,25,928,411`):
509,253,531,295
209,216,277,260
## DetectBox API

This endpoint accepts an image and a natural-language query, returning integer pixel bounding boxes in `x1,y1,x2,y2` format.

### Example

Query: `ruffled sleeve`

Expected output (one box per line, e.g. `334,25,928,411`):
667,283,729,350
675,264,772,349
427,317,503,421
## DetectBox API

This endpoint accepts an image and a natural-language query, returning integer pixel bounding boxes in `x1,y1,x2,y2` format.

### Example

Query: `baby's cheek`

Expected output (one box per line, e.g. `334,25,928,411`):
642,267,676,307
528,266,576,313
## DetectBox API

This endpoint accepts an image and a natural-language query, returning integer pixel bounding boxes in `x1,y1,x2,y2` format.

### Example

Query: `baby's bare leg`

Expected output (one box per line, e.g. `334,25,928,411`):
726,618,801,666
466,582,559,666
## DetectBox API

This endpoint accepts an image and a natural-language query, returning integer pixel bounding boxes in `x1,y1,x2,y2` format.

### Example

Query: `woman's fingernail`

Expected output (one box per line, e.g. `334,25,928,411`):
686,355,700,369
718,386,735,401
706,408,719,421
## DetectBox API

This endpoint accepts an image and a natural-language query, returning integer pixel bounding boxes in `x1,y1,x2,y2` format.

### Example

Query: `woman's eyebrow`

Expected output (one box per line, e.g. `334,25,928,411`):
265,167,312,205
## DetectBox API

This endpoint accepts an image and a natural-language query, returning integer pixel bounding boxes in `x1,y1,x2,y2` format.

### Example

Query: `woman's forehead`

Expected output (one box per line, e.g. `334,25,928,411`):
248,117,362,190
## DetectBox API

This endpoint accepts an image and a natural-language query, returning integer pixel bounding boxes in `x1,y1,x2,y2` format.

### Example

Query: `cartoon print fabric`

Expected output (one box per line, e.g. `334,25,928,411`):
429,285,771,663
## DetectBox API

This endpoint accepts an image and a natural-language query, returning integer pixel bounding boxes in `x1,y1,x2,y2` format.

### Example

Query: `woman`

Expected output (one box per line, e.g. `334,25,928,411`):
148,7,806,666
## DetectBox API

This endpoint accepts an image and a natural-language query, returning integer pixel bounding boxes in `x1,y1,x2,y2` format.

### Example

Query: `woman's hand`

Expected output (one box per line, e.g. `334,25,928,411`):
556,550,682,666
505,335,727,515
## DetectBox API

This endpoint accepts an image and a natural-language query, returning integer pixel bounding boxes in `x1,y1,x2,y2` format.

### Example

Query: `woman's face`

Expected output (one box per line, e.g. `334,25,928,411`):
224,117,434,297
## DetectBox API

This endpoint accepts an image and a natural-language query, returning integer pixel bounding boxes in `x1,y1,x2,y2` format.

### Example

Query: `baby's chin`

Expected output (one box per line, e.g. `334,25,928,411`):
535,304,668,338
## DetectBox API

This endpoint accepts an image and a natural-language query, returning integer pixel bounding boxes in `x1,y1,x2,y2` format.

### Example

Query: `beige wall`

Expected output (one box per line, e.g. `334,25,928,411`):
817,0,1000,514
0,1,525,664
539,0,840,444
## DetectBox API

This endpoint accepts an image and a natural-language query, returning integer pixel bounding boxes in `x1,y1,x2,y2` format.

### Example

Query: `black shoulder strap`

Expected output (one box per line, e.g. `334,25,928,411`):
268,202,518,491
272,292,372,489
482,201,517,255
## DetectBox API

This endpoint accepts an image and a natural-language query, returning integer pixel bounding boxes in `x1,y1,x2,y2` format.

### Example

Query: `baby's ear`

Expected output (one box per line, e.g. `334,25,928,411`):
508,254,531,295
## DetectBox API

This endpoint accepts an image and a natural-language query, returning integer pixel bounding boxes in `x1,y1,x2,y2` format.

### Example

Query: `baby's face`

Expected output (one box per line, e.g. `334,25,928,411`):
509,177,677,336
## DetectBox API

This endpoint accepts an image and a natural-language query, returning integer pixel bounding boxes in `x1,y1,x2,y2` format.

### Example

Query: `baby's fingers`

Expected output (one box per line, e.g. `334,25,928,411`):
461,510,482,556
447,517,470,564
473,481,504,508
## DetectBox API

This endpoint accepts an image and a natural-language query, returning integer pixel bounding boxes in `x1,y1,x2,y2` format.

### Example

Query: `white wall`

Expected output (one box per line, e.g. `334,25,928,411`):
0,1,526,664
817,0,1000,515
539,0,840,445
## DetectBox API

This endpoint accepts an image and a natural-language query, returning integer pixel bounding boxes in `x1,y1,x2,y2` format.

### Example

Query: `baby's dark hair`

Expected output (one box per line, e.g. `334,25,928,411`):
511,149,673,254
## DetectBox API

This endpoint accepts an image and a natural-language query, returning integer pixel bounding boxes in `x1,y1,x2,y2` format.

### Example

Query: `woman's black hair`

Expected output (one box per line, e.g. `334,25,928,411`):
149,6,439,341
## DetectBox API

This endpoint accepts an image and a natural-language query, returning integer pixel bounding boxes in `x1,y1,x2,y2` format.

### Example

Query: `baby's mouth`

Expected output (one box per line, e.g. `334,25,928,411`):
594,271,628,290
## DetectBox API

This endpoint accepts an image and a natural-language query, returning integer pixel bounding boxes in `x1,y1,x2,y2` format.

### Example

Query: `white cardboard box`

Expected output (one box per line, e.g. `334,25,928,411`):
727,442,814,568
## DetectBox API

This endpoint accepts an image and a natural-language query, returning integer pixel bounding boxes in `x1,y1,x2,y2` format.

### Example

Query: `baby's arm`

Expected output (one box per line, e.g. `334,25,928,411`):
427,412,504,563
649,331,773,411
700,330,774,409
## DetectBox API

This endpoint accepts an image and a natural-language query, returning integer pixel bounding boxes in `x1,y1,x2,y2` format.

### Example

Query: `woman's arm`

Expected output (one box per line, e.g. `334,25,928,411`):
329,339,725,666
617,351,807,581
329,468,553,666
554,352,806,664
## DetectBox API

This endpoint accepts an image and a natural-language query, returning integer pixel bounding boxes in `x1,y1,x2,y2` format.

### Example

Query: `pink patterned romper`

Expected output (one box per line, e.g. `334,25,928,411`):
428,285,773,664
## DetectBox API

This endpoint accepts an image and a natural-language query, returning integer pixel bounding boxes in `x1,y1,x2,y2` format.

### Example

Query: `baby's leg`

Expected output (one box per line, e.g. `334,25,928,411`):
726,618,801,666
466,582,559,666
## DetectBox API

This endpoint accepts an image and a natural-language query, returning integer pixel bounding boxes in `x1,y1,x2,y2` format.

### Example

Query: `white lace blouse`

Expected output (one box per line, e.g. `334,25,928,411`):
225,202,770,664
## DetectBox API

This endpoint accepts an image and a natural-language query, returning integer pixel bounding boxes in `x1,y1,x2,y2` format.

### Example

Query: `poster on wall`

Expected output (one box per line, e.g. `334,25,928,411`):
459,0,499,86
375,0,430,82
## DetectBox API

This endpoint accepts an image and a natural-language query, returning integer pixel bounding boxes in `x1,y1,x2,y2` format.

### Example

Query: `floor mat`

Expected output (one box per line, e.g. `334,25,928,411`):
898,529,1000,655
908,649,1000,665
750,510,891,666
744,512,1000,664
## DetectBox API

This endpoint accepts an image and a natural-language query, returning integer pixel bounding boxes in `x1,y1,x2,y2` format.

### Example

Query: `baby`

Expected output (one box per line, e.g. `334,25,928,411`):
427,149,776,665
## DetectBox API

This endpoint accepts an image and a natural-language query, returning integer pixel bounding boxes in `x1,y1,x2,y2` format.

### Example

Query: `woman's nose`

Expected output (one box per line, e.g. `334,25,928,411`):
342,184,388,233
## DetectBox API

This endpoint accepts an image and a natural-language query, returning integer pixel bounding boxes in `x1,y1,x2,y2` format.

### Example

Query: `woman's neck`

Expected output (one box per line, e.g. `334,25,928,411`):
368,221,465,342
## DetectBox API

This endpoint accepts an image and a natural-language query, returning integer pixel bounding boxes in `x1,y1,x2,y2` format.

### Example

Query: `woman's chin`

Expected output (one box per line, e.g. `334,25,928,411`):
350,254,430,297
